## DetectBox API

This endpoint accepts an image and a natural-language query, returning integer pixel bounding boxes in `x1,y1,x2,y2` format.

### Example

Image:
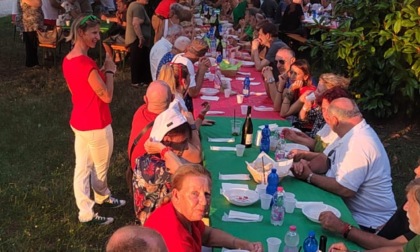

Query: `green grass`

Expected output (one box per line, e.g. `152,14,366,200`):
0,15,419,250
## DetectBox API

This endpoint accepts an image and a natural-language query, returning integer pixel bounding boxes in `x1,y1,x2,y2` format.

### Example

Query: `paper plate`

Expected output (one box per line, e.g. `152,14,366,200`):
302,203,341,223
250,81,260,86
223,188,259,206
200,88,219,96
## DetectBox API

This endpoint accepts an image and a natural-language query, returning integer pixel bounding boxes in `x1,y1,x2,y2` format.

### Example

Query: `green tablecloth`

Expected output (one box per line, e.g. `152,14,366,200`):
201,117,362,251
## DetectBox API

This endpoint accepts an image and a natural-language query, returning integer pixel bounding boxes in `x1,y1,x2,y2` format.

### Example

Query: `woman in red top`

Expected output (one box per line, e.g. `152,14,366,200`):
62,15,125,225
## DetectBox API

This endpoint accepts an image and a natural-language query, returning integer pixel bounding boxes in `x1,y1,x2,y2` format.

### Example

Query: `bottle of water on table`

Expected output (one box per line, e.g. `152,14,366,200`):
243,76,250,97
303,231,318,252
266,169,279,196
284,225,299,252
260,124,270,154
270,186,285,226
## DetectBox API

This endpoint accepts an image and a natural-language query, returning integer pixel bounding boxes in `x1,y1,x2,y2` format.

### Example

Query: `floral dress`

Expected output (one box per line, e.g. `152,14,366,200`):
133,154,171,225
21,2,44,32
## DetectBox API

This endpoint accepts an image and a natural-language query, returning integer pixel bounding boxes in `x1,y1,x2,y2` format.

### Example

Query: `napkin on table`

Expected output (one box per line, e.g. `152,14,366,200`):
206,111,225,115
201,96,219,101
253,106,274,112
236,77,255,81
296,201,324,209
250,92,266,96
237,71,251,76
222,210,263,222
250,81,261,86
208,137,235,143
219,173,250,180
210,146,236,151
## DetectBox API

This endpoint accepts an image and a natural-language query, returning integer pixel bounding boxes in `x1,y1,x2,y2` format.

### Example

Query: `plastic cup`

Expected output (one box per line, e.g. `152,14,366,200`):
260,193,272,210
224,89,231,98
284,197,296,213
267,237,281,252
240,105,247,115
284,192,295,199
235,144,245,157
256,184,267,196
65,20,70,26
231,120,241,136
106,18,110,24
236,94,244,104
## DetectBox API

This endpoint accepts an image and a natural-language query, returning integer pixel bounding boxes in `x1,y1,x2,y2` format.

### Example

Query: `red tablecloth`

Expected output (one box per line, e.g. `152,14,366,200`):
193,66,282,120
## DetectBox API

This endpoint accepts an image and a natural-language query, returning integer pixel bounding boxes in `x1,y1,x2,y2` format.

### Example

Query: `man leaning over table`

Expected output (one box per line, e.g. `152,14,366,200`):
290,97,397,232
262,47,296,111
317,164,420,251
329,177,420,252
251,22,288,78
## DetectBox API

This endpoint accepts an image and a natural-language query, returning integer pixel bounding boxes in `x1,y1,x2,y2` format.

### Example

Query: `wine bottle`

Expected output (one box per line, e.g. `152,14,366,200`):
240,106,253,148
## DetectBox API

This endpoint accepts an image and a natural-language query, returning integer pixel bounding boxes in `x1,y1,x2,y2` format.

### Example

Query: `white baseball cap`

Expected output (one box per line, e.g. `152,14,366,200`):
149,104,187,142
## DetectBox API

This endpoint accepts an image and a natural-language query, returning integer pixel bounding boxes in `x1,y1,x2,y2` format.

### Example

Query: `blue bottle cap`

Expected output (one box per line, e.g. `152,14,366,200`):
271,168,277,173
308,230,315,237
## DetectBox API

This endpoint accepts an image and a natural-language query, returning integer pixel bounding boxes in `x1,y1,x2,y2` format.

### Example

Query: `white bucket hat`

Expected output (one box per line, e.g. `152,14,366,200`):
149,103,187,142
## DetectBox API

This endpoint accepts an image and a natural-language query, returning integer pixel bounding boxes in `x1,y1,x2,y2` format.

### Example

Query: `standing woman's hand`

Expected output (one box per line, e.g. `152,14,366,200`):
103,53,117,74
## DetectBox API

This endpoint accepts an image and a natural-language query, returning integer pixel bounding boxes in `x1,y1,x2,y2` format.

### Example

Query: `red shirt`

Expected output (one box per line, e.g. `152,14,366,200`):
154,0,176,18
144,202,205,252
128,105,159,169
62,55,112,131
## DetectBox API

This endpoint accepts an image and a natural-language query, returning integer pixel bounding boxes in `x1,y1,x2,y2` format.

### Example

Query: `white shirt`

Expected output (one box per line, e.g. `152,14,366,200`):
150,37,173,80
325,119,397,228
171,53,197,88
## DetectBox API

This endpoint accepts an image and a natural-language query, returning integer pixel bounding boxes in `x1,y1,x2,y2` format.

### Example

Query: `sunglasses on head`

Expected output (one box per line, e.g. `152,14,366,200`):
275,59,285,65
80,15,99,25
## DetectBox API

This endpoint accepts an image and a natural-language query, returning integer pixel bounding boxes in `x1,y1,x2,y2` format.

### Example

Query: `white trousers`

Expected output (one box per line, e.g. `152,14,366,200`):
71,124,113,222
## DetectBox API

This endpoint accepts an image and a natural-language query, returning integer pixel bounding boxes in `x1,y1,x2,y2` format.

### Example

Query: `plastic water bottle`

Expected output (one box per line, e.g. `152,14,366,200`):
274,131,286,161
243,76,250,97
284,226,299,252
270,186,285,226
303,231,318,252
210,36,217,58
266,169,279,196
260,125,270,154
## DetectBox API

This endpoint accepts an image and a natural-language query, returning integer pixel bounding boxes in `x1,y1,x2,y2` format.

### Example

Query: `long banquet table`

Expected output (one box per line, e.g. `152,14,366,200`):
200,116,363,252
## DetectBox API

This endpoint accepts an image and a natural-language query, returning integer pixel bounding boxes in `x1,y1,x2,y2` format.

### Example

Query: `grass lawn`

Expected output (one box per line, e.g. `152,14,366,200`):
0,15,419,250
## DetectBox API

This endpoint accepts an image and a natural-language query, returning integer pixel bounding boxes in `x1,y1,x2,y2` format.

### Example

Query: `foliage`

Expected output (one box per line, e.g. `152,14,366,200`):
304,0,420,118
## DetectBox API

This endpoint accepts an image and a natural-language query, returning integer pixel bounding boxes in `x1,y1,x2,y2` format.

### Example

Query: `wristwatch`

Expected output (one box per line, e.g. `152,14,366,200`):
265,77,275,84
190,124,197,130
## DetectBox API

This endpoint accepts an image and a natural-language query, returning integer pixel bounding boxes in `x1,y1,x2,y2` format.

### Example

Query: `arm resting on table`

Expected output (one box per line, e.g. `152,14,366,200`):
202,226,258,251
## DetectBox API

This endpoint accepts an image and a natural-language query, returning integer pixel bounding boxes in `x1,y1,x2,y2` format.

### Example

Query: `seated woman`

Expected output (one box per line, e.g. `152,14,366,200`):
133,104,199,225
280,59,316,130
284,87,352,161
279,0,305,37
158,63,210,130
238,7,262,41
145,164,263,252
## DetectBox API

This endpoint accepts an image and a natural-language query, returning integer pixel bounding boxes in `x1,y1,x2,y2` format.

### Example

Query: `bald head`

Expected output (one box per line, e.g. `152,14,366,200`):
145,80,171,113
106,225,168,252
327,98,362,120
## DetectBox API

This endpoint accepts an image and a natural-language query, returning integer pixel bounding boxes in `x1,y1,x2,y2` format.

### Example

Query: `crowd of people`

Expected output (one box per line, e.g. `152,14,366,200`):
47,0,419,251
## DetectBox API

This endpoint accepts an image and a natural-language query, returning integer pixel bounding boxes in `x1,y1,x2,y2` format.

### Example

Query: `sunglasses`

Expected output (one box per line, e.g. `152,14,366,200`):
80,15,99,25
275,59,285,65
162,138,189,152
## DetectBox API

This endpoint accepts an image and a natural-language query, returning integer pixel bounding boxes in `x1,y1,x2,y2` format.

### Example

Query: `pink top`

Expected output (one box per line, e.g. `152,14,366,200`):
62,55,112,131
154,0,176,18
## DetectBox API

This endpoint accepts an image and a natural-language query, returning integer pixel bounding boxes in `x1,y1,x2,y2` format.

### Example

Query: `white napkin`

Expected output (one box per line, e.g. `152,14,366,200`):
250,81,260,86
253,105,274,112
296,201,324,209
201,96,219,101
222,210,263,222
258,123,279,132
237,71,251,76
206,111,225,115
221,249,250,252
210,146,236,151
208,137,235,143
250,92,266,96
236,77,255,81
219,173,250,180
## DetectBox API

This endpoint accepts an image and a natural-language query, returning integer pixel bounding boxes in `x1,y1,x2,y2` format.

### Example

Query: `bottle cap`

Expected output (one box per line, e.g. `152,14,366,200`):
277,186,283,192
271,168,277,173
290,225,296,231
308,231,316,237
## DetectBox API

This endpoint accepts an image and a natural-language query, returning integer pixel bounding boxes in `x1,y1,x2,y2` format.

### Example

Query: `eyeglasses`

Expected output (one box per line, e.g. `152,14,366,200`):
80,15,99,26
275,59,285,65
